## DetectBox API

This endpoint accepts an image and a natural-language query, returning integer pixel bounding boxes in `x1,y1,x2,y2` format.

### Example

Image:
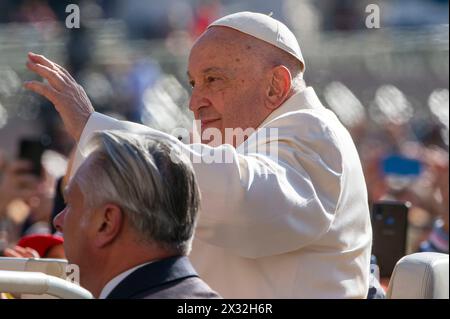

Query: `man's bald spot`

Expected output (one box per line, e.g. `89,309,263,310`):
194,26,303,78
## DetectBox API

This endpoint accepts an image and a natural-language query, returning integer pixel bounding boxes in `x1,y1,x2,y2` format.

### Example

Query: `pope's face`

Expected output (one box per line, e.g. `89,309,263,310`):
188,27,269,146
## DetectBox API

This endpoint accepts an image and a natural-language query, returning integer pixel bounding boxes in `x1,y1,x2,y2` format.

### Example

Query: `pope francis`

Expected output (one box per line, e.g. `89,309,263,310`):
24,12,372,298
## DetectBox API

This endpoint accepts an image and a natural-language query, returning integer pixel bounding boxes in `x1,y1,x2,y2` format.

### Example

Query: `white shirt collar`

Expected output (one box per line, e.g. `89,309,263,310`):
99,261,153,299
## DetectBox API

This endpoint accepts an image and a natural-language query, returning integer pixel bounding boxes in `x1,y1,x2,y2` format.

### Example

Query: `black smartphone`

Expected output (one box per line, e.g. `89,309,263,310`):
371,201,410,278
18,139,45,177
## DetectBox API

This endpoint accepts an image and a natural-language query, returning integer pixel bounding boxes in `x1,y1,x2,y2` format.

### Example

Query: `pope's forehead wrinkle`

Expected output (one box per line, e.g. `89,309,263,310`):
202,67,228,74
188,66,235,78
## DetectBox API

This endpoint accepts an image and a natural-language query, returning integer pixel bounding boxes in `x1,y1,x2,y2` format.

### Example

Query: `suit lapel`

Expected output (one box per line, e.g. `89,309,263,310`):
106,256,199,299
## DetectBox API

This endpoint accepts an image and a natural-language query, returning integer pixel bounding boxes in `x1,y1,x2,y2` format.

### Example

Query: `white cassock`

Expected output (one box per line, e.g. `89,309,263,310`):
71,87,372,298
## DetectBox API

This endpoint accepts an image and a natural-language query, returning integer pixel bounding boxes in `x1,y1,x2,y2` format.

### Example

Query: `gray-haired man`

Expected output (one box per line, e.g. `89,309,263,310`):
53,130,220,299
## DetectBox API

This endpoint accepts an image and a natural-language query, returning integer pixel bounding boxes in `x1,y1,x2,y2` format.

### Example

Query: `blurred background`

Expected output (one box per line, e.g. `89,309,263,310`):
0,0,448,259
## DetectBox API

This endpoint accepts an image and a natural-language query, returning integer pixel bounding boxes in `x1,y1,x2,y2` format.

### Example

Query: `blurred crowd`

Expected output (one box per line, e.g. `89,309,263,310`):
0,0,449,289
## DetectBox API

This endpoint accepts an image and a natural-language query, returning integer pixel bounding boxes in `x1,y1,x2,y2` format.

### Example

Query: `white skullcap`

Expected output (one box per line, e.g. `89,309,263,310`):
209,11,305,72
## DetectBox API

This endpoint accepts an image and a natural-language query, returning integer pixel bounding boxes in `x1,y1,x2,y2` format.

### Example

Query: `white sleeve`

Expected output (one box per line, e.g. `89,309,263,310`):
189,121,343,258
71,112,170,178
73,112,343,259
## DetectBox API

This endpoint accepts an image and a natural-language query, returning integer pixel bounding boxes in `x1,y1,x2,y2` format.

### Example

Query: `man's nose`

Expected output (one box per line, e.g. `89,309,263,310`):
189,94,200,113
189,89,209,113
53,209,65,233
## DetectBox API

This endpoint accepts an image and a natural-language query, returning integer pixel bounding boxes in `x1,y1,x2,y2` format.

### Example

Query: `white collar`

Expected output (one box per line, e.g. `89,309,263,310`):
259,86,324,128
99,261,153,299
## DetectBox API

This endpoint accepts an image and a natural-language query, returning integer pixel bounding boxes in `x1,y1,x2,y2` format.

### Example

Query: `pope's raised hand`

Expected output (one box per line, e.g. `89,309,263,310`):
24,52,94,141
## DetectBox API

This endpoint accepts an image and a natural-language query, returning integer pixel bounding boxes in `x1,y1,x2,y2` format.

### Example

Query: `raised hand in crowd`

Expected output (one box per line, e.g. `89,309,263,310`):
24,52,94,141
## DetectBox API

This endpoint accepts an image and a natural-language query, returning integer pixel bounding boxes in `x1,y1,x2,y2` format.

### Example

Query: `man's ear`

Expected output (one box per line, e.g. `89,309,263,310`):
264,65,292,110
93,204,124,248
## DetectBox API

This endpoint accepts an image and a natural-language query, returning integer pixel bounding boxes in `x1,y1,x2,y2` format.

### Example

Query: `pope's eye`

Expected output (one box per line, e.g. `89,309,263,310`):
207,76,220,83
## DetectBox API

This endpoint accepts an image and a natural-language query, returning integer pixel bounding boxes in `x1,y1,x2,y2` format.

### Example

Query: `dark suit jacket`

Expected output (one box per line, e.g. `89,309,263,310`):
106,256,221,299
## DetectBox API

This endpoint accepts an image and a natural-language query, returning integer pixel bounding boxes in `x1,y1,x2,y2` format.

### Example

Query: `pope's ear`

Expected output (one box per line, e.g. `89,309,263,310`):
93,204,124,248
264,65,292,110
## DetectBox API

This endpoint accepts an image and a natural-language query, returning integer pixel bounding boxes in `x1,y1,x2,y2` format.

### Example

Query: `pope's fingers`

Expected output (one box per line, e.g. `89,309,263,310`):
28,52,54,69
26,61,68,91
24,80,61,105
28,52,76,82
53,61,76,82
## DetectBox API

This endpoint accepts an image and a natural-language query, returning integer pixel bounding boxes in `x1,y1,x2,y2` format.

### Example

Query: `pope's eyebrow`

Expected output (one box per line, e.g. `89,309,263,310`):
202,67,229,75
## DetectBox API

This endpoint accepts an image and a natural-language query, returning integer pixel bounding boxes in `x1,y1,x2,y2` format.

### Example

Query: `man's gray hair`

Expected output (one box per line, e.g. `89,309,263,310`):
76,130,200,255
